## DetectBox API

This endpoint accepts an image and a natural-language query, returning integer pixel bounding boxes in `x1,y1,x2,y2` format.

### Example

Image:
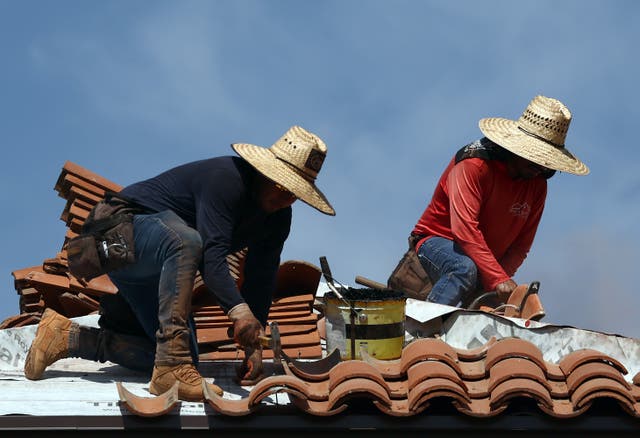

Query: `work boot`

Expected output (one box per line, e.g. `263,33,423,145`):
149,363,223,401
24,308,78,380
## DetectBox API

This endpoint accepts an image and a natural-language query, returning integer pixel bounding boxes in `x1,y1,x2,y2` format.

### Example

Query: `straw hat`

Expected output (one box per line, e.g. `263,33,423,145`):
232,126,335,215
479,95,589,175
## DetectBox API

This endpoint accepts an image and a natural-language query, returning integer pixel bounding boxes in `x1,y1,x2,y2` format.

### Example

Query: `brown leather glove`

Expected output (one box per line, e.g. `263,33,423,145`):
228,303,264,349
236,346,265,385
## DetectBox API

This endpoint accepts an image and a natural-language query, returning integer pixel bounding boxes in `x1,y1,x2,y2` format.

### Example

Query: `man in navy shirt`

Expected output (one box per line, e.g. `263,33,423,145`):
25,126,335,401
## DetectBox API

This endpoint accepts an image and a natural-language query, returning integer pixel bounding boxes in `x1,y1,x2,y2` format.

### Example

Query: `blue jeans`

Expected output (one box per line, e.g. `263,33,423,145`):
108,210,202,366
417,236,478,306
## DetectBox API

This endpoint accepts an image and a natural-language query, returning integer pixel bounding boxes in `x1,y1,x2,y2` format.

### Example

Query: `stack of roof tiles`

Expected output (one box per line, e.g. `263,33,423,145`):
2,161,324,359
117,336,640,419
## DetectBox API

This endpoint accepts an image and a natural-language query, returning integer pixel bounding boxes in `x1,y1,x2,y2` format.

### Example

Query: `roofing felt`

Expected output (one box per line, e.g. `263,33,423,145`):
2,307,640,434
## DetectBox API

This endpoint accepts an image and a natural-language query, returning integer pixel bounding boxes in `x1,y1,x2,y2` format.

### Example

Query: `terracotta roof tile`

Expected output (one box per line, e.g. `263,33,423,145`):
247,375,313,406
488,357,550,393
327,377,392,412
328,360,388,393
6,160,640,425
490,377,554,411
287,395,348,417
504,282,545,320
116,381,180,417
129,339,640,419
570,377,637,412
559,348,628,376
409,376,470,412
281,348,341,382
566,361,632,393
407,360,464,390
203,384,254,416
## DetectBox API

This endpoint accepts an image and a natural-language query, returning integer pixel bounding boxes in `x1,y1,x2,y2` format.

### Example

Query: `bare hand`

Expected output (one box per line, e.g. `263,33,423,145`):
495,279,517,302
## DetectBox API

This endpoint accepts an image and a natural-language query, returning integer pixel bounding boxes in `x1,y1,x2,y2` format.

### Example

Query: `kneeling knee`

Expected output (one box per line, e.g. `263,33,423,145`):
455,259,478,288
181,229,203,254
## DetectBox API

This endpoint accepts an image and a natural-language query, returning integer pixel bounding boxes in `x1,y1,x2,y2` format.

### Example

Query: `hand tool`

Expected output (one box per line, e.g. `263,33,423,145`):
227,321,282,361
354,275,388,290
319,255,347,301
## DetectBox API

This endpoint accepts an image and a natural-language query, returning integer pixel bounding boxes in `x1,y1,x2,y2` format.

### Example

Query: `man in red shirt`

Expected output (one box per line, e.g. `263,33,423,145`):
411,95,589,307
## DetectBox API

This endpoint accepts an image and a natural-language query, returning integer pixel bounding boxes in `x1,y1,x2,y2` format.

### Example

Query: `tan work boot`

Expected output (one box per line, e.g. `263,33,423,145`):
149,363,223,401
24,308,76,380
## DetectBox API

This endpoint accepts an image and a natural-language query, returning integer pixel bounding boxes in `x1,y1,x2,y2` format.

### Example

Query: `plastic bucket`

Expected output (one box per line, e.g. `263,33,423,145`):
324,288,406,360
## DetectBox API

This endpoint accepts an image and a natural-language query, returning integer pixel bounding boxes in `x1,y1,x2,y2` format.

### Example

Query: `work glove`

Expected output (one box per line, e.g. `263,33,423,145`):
495,279,518,302
227,303,264,349
236,346,265,385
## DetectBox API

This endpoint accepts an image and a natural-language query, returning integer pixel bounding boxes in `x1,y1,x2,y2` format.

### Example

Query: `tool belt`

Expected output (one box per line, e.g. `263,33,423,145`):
67,192,150,283
387,233,433,300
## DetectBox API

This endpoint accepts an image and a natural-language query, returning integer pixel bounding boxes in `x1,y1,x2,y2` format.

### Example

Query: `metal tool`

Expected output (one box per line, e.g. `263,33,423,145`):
267,321,282,362
319,255,347,301
226,321,282,362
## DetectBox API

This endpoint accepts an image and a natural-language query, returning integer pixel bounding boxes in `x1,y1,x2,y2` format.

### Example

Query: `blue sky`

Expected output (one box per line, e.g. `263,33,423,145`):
2,0,639,339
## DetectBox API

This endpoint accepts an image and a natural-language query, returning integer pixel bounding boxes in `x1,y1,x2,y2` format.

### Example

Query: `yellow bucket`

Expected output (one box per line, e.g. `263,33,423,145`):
324,288,406,360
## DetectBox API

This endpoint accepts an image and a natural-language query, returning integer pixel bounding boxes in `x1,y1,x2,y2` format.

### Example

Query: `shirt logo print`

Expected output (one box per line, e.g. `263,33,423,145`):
510,202,531,218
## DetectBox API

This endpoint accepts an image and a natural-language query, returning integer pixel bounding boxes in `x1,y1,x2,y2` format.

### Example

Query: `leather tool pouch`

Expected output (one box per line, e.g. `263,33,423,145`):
387,234,433,300
67,192,148,283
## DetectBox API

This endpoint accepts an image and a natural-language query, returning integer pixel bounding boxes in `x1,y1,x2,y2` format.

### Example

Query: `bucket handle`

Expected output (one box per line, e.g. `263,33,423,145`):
320,256,360,359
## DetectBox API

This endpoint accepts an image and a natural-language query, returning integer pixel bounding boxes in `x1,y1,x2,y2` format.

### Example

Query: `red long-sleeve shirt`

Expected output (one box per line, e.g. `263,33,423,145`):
413,157,547,291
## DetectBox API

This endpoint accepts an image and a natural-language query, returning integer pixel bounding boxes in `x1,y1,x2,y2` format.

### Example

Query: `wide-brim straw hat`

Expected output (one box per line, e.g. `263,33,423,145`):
232,126,335,215
479,95,589,175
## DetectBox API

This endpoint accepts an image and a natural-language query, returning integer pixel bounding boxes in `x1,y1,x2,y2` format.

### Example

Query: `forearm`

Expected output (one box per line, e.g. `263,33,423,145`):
499,248,528,278
240,244,282,325
456,238,511,291
201,249,244,313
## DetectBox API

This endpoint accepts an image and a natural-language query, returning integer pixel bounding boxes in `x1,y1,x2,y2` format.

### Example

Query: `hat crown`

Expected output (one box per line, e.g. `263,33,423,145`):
271,126,327,181
518,95,571,148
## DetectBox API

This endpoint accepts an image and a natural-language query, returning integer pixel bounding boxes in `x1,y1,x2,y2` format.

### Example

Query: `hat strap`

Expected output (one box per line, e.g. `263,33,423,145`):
517,126,565,149
276,157,316,183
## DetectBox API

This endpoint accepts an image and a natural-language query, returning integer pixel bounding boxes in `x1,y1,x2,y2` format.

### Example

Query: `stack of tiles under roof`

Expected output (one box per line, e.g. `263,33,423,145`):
2,161,324,360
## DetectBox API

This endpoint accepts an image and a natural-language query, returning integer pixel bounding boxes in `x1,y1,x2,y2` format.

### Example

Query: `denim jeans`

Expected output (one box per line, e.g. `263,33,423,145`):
417,236,478,306
70,292,157,373
108,210,202,367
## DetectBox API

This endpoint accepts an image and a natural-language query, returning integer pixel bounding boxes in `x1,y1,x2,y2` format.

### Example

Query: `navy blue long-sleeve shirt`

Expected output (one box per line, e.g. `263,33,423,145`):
119,156,291,316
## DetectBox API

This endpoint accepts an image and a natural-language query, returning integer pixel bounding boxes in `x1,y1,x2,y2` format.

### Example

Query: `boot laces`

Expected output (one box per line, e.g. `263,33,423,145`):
175,364,203,384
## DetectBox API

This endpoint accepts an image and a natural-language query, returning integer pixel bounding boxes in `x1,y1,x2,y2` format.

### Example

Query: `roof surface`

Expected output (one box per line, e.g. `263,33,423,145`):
2,162,640,435
2,300,640,435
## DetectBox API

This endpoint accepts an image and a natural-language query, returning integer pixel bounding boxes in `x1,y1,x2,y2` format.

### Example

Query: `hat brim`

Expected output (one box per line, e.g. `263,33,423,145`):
479,118,590,176
232,143,336,216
